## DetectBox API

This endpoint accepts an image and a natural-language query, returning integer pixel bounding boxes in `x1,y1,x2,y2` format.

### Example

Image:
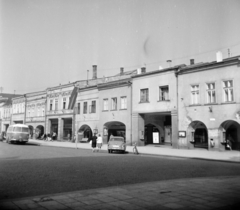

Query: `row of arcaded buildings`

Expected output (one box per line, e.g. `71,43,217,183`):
1,53,240,151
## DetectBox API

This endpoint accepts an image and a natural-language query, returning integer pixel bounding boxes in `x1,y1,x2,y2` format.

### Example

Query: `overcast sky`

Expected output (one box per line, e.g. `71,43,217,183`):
1,0,240,94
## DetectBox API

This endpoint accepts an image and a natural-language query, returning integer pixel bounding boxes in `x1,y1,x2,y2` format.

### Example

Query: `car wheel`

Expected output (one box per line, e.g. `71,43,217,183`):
108,149,111,153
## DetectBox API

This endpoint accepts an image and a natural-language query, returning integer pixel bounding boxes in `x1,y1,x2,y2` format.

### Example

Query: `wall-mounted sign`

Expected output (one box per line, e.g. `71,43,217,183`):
179,131,186,138
153,132,159,143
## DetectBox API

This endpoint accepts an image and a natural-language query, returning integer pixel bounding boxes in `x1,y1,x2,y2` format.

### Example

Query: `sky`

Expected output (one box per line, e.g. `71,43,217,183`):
1,0,240,94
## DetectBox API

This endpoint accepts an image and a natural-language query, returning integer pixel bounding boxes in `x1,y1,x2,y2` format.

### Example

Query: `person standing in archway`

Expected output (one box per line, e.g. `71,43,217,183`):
96,134,102,152
91,133,97,152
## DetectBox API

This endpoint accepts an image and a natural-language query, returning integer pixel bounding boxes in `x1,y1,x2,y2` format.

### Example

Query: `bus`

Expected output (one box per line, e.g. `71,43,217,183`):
6,124,30,144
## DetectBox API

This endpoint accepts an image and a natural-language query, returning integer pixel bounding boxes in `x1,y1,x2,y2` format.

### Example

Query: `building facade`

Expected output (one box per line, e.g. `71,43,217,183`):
25,91,46,138
12,95,26,124
46,83,77,140
131,66,183,148
177,55,240,151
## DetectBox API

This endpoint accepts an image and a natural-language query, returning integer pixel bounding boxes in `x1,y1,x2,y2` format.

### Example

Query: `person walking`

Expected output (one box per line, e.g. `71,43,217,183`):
96,134,103,152
91,133,97,152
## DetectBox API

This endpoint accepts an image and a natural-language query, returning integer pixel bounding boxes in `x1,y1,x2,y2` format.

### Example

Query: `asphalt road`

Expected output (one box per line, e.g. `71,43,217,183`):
1,141,240,200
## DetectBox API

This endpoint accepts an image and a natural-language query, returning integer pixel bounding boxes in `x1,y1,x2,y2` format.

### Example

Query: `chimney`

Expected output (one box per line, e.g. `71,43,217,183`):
141,66,146,73
190,59,194,65
216,51,223,62
120,67,124,75
167,60,172,67
92,65,97,79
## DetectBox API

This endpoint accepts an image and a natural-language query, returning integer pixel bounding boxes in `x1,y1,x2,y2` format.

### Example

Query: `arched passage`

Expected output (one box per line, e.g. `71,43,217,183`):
28,125,34,139
103,121,126,142
219,120,240,150
188,121,208,149
36,125,44,139
144,123,162,144
78,124,92,142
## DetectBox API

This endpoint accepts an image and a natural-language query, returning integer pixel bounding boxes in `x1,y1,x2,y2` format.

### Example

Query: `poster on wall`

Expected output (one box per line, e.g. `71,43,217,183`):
153,132,159,143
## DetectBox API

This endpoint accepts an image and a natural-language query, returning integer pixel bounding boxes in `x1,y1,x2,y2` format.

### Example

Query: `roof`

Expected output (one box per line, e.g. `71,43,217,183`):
114,69,137,76
0,93,22,106
178,55,240,75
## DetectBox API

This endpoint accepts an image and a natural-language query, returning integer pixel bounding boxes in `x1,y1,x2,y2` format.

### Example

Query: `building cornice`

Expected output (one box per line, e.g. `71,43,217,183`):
178,56,240,75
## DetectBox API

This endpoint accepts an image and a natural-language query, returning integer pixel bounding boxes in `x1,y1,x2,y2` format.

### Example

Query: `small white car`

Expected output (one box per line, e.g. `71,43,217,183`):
108,136,126,153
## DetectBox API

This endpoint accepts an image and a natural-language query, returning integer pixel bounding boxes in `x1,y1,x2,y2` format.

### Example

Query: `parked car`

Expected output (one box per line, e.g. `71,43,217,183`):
108,136,126,153
6,124,30,144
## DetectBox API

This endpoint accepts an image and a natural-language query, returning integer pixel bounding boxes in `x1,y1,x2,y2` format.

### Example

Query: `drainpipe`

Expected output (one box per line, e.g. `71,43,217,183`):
24,94,27,124
130,80,133,146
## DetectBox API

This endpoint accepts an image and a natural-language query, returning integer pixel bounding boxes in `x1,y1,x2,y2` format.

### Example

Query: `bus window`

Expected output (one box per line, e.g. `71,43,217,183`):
14,127,22,132
8,127,13,132
22,127,29,133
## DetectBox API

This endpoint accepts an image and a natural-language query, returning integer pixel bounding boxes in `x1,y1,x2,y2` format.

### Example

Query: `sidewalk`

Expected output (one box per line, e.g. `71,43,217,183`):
1,176,240,210
30,139,240,163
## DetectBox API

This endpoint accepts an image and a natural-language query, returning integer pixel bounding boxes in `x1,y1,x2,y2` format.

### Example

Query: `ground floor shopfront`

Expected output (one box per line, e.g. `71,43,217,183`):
181,119,240,151
46,115,73,140
131,111,178,148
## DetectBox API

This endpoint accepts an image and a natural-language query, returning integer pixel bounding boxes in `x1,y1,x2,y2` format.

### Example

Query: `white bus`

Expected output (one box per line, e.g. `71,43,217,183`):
6,124,30,144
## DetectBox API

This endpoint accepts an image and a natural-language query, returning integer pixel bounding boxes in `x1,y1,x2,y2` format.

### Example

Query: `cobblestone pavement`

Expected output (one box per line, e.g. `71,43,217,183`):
1,176,240,210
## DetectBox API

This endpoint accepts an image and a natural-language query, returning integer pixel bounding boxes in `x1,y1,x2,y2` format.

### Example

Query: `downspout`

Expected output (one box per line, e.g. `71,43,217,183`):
24,94,27,124
175,69,179,149
130,80,133,146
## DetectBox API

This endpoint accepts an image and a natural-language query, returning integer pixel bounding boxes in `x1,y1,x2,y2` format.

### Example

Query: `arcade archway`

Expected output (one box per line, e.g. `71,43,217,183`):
78,124,92,142
103,121,126,142
188,121,208,149
36,125,44,139
144,123,161,144
220,120,240,150
28,125,34,139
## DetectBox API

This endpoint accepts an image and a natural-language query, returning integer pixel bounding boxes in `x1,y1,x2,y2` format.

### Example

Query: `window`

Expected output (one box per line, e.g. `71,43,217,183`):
191,85,199,104
140,88,149,102
103,99,108,111
50,100,53,111
159,86,169,101
91,101,96,113
120,97,127,109
206,83,216,103
83,102,87,114
111,98,117,110
63,98,66,109
77,103,80,114
55,99,58,110
223,80,234,102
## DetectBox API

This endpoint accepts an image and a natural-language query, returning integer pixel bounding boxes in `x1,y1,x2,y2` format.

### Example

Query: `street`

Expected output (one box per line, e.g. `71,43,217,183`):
1,141,240,201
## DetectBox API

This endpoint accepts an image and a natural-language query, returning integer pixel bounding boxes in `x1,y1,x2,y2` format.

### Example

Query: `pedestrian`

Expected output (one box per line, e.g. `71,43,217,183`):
91,133,97,152
210,139,215,148
47,133,52,141
67,133,71,142
52,132,57,140
133,142,139,155
226,135,234,150
96,134,103,152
